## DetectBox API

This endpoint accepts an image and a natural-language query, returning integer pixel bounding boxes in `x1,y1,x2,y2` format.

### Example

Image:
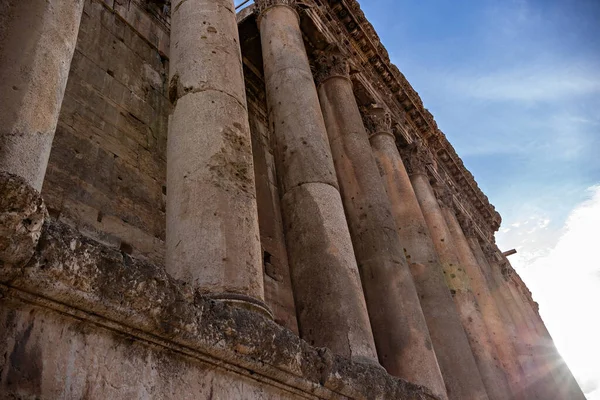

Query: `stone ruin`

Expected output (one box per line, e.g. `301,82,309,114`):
0,0,585,399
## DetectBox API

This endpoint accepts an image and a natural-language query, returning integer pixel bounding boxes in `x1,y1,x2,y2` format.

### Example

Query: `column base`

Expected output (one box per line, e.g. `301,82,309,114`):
207,292,274,320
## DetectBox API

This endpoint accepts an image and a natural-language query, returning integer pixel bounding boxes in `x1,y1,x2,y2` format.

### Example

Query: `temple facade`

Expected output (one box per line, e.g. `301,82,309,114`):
0,0,585,399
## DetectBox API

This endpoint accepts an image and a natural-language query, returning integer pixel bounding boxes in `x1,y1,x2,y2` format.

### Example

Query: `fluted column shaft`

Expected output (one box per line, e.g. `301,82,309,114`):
371,138,488,400
256,1,377,362
0,0,85,190
315,65,446,396
443,211,525,399
166,0,268,315
411,170,511,400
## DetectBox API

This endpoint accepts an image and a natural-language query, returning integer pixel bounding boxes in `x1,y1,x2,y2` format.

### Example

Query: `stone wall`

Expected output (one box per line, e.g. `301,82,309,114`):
42,0,170,265
0,297,303,400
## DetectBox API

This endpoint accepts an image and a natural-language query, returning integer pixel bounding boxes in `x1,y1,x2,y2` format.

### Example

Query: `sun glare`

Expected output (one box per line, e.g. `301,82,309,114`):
505,185,600,399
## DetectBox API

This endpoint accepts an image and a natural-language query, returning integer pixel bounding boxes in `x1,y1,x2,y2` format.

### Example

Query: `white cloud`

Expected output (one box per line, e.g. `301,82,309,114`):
499,185,600,398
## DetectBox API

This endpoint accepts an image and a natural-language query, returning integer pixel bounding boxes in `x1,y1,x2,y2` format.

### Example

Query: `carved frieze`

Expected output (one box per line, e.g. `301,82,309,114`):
313,48,350,86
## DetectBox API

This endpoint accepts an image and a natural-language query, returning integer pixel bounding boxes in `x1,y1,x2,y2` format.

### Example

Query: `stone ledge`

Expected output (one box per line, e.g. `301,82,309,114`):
0,220,438,400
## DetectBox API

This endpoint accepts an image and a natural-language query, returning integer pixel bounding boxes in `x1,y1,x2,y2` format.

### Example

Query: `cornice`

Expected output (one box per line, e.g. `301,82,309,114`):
312,0,502,235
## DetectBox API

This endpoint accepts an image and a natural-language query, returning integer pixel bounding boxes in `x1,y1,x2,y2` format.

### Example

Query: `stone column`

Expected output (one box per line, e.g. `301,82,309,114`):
256,0,377,363
166,0,268,316
0,0,85,190
469,238,535,400
370,134,488,400
410,158,511,400
0,0,84,268
444,212,525,399
520,300,586,400
314,57,446,397
504,269,585,400
483,248,546,399
505,274,560,399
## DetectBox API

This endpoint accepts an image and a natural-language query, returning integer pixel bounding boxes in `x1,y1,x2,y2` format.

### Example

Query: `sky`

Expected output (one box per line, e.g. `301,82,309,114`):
237,0,600,397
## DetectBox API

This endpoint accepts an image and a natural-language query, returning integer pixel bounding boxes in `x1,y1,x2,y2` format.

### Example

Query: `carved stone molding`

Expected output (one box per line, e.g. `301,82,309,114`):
255,0,297,16
314,48,350,87
401,141,434,176
361,105,392,138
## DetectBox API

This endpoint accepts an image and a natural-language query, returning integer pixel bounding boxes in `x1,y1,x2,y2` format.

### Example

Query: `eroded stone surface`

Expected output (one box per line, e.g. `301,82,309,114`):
0,172,47,267
0,220,437,400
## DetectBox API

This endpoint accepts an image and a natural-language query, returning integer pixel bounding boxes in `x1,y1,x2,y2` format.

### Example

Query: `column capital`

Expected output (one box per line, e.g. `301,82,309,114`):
314,49,351,86
433,184,454,210
482,241,500,262
499,260,513,280
401,140,434,176
457,213,478,238
361,105,394,139
255,0,297,16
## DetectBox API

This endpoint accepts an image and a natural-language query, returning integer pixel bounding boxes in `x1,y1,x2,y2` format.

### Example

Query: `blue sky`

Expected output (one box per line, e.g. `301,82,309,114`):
237,0,600,396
